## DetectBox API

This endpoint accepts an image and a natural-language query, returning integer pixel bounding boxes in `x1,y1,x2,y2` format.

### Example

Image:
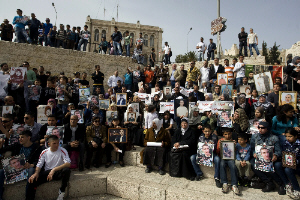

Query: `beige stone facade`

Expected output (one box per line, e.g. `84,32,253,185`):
85,16,163,62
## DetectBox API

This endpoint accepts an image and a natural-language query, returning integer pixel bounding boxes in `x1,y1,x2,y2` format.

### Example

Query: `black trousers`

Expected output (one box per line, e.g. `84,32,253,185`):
26,168,71,200
105,143,126,162
239,41,247,56
86,143,103,165
62,143,85,164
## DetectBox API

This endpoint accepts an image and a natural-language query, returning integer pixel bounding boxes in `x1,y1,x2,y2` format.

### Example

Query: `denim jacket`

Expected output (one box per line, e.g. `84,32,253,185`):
250,131,281,157
282,139,300,164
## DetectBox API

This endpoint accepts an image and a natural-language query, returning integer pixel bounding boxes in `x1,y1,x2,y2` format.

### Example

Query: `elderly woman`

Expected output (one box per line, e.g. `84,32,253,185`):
189,107,202,135
205,93,213,101
124,104,141,150
234,93,251,118
142,118,171,175
169,118,197,179
232,108,250,141
85,116,107,168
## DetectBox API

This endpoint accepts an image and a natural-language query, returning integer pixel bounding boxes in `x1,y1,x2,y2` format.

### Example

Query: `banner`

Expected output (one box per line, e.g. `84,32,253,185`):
197,101,214,113
272,65,283,84
159,102,174,114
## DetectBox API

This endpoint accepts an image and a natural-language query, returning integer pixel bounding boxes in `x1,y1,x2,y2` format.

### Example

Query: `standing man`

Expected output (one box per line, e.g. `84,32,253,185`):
186,61,200,85
163,42,171,64
233,55,246,87
156,63,168,89
23,61,36,82
144,65,154,88
111,26,122,55
199,60,210,85
196,37,207,61
0,19,13,41
107,71,123,88
43,18,53,47
133,65,142,92
170,64,177,88
136,32,143,51
209,58,224,86
174,64,187,87
124,31,132,57
224,59,234,83
28,13,41,45
207,39,216,61
56,24,67,48
77,25,90,51
74,26,81,50
12,9,32,43
247,28,261,57
91,65,104,95
238,27,248,57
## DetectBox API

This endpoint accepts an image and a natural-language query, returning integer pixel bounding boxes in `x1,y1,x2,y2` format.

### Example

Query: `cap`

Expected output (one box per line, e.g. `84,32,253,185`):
259,121,269,128
74,72,80,75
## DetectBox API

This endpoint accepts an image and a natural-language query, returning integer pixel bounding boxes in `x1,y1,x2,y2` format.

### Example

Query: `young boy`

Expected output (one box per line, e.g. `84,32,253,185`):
27,135,71,200
217,128,240,195
190,125,220,186
235,134,251,187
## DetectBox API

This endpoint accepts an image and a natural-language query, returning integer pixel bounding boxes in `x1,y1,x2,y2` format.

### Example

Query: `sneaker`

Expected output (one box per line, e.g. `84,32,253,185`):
293,190,300,199
57,190,65,200
232,185,240,195
215,178,222,188
286,184,294,198
222,183,229,193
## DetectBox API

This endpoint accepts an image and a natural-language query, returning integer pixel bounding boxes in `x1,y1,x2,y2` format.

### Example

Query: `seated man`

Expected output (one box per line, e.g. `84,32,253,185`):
63,115,85,171
0,130,42,200
27,135,71,200
24,112,42,143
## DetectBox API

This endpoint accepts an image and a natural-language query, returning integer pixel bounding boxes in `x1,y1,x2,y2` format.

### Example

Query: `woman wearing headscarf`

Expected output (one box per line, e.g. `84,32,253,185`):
234,93,251,118
189,107,202,137
124,104,141,150
141,118,171,175
286,56,300,91
251,94,275,121
169,118,197,179
204,93,213,101
232,108,250,141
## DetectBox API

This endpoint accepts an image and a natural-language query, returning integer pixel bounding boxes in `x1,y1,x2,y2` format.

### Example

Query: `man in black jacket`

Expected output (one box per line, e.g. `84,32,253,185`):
238,27,248,57
39,77,56,105
111,26,122,55
91,65,104,95
189,85,205,101
62,115,85,171
0,130,42,199
209,58,225,87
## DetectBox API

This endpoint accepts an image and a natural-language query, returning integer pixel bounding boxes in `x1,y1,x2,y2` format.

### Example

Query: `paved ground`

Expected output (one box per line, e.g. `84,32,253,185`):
68,194,127,200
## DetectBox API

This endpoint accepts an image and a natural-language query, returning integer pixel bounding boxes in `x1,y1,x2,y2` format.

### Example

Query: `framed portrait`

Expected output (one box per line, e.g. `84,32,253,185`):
221,84,233,98
116,93,127,107
247,119,261,135
174,99,189,118
45,126,64,148
108,128,128,143
106,111,118,125
71,110,84,124
127,112,136,122
239,85,251,98
89,95,99,107
37,105,52,124
217,73,228,86
220,141,235,160
144,94,151,104
99,99,110,110
2,106,13,116
2,154,28,184
131,103,139,113
79,88,90,104
10,124,24,146
245,65,254,77
232,89,237,97
282,151,296,169
196,142,214,167
253,72,273,95
254,145,274,172
279,91,297,109
163,86,172,97
217,110,232,128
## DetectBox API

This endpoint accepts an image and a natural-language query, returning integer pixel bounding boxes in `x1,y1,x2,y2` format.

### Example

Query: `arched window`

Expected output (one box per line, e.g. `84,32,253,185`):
94,29,99,42
144,34,148,46
102,30,106,38
130,33,134,43
150,35,154,47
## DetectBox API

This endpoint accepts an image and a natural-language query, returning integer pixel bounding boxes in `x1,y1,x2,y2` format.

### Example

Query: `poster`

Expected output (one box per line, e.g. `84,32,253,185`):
245,65,254,77
99,99,109,109
9,124,24,146
108,128,128,143
0,74,9,97
45,126,64,147
28,85,41,101
239,85,251,98
144,94,151,104
159,102,174,114
247,119,261,135
217,110,232,127
272,66,283,84
89,95,99,107
37,105,52,124
106,111,118,125
253,72,273,95
174,99,189,118
217,73,228,85
56,84,65,101
2,106,13,116
127,112,136,122
131,103,139,113
134,92,147,102
221,84,233,98
10,67,27,84
71,110,84,124
279,91,297,109
197,101,214,113
255,145,274,172
196,142,214,167
2,154,28,184
220,141,235,160
79,88,90,104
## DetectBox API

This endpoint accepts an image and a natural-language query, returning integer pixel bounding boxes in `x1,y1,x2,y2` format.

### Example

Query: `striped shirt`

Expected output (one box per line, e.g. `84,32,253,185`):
225,65,234,81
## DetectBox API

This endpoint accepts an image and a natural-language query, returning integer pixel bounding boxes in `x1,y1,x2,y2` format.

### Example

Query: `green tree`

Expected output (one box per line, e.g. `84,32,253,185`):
269,42,281,65
262,41,269,64
175,51,197,63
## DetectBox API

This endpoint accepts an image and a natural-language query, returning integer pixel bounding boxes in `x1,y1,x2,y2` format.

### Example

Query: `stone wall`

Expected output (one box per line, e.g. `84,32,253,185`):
0,41,137,90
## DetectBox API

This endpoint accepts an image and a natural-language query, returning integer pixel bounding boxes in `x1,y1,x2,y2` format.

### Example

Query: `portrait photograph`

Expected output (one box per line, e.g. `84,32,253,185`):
282,151,296,169
127,112,136,122
99,99,110,110
116,93,127,106
45,126,64,147
10,67,26,84
254,72,273,95
217,110,232,128
56,84,65,101
2,106,13,116
196,142,214,167
239,85,251,98
174,99,189,118
217,73,228,86
79,88,90,104
279,91,297,109
232,89,237,97
131,103,139,113
220,141,235,160
2,154,28,184
255,145,274,172
221,84,233,98
37,105,52,124
89,95,99,107
247,119,261,135
28,85,40,101
71,110,84,124
106,111,118,125
163,86,172,97
108,128,128,143
151,88,155,94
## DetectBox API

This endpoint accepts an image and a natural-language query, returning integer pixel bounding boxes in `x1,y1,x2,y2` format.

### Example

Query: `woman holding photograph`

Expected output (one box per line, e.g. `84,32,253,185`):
189,107,202,133
234,93,251,118
271,104,299,145
142,118,171,175
232,108,249,141
252,94,274,121
124,104,141,150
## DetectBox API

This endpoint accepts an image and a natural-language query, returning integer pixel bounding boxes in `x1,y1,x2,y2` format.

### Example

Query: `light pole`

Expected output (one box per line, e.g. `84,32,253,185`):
52,3,57,26
187,27,192,53
217,0,221,58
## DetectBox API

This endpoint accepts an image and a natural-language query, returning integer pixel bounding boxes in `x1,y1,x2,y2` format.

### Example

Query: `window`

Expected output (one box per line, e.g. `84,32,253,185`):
150,35,154,47
102,30,106,38
94,29,99,42
144,34,148,46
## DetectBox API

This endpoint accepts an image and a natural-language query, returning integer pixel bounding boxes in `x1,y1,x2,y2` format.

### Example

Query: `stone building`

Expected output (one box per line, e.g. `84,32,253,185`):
85,16,163,62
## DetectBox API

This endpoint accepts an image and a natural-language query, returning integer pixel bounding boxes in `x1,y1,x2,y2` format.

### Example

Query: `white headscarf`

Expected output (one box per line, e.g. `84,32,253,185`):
152,118,163,136
124,104,135,122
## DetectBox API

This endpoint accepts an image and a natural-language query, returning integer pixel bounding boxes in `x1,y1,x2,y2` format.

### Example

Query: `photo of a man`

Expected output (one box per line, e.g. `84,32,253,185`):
128,113,136,122
218,111,232,127
255,145,274,172
197,143,213,167
117,93,126,106
175,99,188,117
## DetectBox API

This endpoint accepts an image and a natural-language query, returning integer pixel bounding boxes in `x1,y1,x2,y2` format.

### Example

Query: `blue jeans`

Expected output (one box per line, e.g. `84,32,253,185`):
274,161,300,191
235,77,243,88
57,104,68,115
198,51,204,61
190,154,220,179
164,54,170,64
171,80,176,88
15,27,32,43
249,43,260,56
277,134,287,147
113,41,122,55
220,159,238,185
125,44,130,57
43,35,52,46
77,39,88,51
207,51,214,60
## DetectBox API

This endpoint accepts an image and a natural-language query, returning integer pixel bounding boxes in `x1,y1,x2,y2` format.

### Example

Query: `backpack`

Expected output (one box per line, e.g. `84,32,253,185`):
169,50,172,57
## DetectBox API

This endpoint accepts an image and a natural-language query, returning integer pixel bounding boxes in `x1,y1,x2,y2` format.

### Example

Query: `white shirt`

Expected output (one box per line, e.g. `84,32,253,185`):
37,147,71,171
233,62,245,78
107,75,123,88
214,65,219,73
200,67,210,82
145,112,158,129
164,46,170,54
248,33,257,44
196,42,206,52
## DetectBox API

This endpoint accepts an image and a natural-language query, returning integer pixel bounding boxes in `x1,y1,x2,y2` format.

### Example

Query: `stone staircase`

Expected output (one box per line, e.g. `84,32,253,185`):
3,147,288,200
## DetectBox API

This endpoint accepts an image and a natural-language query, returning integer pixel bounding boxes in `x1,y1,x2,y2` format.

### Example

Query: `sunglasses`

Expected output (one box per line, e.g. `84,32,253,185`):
24,117,30,120
258,127,266,129
2,120,10,123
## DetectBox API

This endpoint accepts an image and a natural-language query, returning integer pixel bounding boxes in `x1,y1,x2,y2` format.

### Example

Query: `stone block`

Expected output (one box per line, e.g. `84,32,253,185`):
139,181,167,200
